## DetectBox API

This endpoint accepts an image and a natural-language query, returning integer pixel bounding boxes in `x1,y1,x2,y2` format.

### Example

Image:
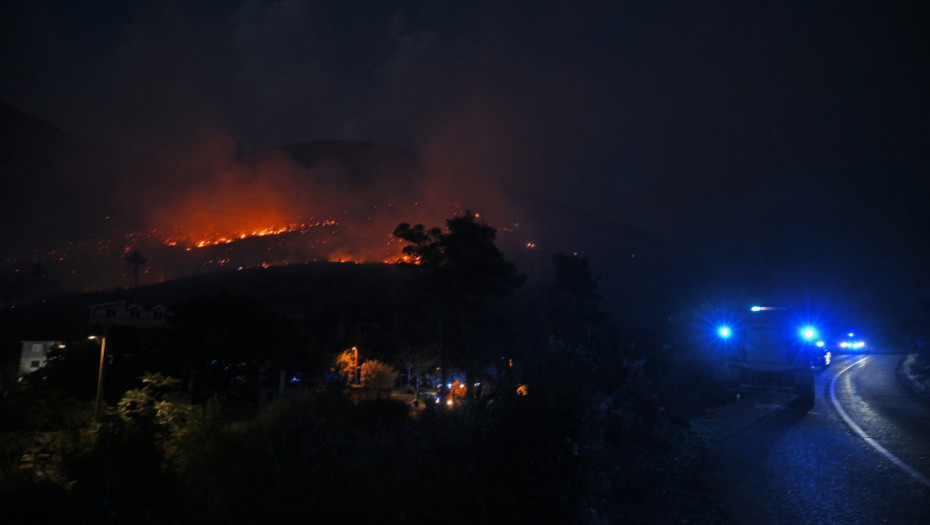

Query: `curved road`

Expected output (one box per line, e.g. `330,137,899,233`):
706,352,930,524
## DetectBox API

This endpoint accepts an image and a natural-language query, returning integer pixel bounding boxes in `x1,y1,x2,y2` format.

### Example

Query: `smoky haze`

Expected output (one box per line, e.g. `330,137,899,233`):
1,98,684,339
2,1,929,333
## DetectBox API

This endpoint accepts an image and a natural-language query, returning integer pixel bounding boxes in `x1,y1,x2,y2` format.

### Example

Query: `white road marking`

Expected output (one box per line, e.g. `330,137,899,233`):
830,357,930,488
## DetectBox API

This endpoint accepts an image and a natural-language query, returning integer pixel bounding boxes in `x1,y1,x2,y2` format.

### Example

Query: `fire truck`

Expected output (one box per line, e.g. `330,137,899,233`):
716,305,819,410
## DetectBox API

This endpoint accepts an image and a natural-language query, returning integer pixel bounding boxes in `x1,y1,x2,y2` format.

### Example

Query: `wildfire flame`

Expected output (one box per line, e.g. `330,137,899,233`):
140,152,486,266
162,220,339,249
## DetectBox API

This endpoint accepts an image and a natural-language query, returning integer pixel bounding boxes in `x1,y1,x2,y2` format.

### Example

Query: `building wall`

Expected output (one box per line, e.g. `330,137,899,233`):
19,340,63,377
88,301,168,330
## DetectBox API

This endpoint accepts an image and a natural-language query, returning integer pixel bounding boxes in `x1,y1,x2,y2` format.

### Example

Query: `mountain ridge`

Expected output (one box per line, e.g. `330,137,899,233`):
0,100,684,329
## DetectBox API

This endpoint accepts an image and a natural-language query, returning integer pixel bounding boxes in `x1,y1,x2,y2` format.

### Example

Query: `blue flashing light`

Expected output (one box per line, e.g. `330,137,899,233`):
717,325,732,339
750,306,763,312
801,326,818,341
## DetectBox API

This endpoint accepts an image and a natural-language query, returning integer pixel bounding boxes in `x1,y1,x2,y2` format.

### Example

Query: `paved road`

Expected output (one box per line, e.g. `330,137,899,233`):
705,353,930,524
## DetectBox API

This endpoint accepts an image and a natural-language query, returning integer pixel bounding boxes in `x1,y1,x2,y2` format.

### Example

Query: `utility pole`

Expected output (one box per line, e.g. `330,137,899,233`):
90,335,107,424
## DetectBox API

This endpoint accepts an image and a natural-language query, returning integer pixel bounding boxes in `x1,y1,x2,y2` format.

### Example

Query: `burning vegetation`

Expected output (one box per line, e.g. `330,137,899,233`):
2,137,662,315
162,219,340,250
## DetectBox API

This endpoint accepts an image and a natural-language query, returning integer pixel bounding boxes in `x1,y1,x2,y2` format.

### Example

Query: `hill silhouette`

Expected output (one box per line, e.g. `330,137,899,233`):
0,101,683,330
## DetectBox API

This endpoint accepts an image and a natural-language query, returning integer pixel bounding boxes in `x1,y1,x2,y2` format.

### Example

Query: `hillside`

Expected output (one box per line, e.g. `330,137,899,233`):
1,262,403,333
0,101,684,330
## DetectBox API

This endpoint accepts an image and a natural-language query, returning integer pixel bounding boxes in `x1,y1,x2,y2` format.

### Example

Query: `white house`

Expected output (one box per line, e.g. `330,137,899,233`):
16,302,170,378
88,300,169,329
18,340,64,377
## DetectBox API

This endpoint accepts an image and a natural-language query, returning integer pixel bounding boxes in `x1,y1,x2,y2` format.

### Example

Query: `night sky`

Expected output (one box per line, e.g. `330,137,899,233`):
2,1,929,319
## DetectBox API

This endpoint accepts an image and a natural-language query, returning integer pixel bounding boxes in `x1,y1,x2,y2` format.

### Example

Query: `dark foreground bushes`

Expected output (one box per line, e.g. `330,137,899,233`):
2,390,582,524
1,340,727,525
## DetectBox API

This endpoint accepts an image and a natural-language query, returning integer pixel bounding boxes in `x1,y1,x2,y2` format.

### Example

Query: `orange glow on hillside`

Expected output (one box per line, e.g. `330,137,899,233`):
140,144,438,264
140,143,496,266
163,220,338,249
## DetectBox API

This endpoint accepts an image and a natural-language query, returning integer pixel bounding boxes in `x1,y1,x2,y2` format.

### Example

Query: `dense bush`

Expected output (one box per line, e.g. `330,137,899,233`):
360,359,399,389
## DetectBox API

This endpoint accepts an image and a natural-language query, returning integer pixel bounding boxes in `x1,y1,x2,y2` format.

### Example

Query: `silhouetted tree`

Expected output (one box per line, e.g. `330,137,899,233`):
123,248,147,288
546,252,607,349
397,344,437,391
394,211,524,401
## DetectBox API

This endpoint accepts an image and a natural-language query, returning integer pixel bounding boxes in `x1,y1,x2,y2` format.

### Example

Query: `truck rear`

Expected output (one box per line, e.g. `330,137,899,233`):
718,306,817,409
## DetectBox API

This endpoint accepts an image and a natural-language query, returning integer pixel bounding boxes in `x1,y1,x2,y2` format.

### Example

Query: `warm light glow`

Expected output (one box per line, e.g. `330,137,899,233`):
394,254,422,265
328,252,360,263
116,153,521,270
164,220,339,250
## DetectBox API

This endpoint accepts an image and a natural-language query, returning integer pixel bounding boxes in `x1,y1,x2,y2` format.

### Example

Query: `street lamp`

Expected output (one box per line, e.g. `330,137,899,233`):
89,335,107,424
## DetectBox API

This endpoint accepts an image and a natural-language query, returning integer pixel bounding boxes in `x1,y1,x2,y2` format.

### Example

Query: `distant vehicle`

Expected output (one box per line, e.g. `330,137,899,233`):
811,340,832,370
836,332,867,353
716,305,819,410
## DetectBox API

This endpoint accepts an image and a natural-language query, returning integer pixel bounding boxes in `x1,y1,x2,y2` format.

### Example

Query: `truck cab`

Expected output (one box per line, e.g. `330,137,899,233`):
718,306,818,410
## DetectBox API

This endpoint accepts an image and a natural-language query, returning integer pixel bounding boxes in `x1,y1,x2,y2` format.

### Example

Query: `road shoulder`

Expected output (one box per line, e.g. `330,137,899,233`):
899,353,930,400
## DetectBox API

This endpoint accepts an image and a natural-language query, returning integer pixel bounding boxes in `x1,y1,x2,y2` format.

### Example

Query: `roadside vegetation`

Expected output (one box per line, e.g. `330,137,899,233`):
903,351,930,395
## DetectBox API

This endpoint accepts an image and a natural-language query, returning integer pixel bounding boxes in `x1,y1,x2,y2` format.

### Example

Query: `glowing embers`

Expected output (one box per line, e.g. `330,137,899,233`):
162,219,338,249
393,253,422,265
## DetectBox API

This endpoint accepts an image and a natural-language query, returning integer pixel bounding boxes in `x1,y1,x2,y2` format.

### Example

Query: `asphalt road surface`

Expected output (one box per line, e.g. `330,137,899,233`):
705,352,930,524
